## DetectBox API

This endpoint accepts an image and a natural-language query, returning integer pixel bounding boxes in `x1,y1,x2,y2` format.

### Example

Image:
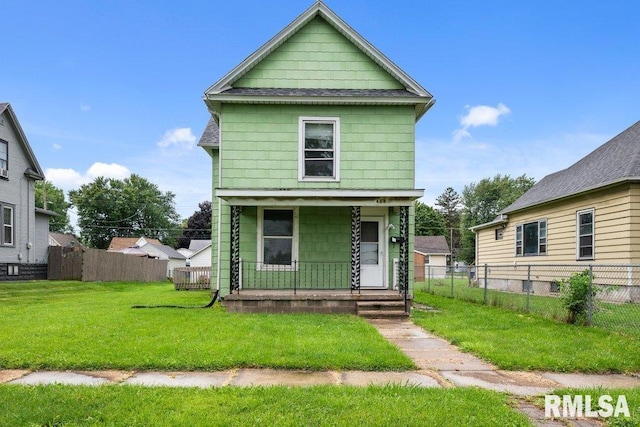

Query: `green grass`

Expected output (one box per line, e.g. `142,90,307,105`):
412,291,640,373
0,281,414,372
417,279,640,338
0,384,531,426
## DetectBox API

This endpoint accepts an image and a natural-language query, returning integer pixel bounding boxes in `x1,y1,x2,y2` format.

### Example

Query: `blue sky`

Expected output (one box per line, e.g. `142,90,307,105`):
2,0,639,221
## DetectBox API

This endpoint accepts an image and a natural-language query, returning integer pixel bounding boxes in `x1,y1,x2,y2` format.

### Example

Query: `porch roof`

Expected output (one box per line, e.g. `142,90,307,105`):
216,188,423,207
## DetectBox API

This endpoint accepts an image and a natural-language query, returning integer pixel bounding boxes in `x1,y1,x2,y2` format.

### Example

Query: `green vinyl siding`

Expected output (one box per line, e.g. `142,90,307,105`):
235,17,404,90
298,206,350,262
220,104,415,189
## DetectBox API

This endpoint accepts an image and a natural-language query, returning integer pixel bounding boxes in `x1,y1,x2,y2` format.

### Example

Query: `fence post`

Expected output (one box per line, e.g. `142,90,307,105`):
526,264,531,312
587,264,594,326
427,266,431,293
483,264,488,305
450,262,454,298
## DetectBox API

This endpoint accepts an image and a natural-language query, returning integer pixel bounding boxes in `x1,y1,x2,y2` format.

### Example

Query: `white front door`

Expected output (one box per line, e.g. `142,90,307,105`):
361,217,385,288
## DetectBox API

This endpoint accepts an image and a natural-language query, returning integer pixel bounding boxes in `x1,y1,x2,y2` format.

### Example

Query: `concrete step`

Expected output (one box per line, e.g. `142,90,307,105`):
356,300,408,318
357,309,409,319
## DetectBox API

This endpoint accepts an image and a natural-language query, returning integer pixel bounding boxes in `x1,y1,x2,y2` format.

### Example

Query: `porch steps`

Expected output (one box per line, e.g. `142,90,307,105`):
356,300,409,319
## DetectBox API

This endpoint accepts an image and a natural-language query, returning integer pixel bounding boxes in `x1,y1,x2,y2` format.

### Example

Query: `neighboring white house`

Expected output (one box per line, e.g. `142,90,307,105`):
414,236,450,280
186,239,212,267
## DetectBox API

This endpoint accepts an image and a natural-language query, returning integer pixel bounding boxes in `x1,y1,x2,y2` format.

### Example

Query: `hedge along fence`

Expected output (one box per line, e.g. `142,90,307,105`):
48,246,167,282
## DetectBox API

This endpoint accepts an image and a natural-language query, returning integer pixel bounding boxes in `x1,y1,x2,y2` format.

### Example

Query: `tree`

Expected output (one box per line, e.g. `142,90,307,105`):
35,181,72,232
68,174,181,249
435,187,461,257
458,174,535,264
177,201,212,249
415,201,446,237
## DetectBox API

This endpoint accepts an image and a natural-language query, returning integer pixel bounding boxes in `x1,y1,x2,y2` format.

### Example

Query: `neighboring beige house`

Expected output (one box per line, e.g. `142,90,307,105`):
472,120,640,301
414,236,450,280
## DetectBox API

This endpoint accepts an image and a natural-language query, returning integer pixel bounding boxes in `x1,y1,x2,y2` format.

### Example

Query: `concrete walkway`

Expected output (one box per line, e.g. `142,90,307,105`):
2,318,639,394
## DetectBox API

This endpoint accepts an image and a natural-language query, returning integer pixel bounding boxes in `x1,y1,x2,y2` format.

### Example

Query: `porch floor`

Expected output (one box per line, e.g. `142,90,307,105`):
222,289,411,317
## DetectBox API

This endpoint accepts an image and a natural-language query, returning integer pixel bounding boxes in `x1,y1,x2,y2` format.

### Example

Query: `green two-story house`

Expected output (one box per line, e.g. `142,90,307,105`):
199,2,434,313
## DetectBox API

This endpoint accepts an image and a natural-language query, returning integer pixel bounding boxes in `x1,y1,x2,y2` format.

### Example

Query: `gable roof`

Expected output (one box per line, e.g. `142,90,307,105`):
146,243,187,260
49,232,85,249
414,236,450,255
107,237,162,251
188,239,211,252
503,120,640,213
203,1,434,121
197,117,220,149
0,103,44,180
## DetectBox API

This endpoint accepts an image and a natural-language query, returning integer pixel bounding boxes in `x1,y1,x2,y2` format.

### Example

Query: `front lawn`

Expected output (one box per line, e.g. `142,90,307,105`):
0,281,414,372
0,384,531,426
412,291,640,373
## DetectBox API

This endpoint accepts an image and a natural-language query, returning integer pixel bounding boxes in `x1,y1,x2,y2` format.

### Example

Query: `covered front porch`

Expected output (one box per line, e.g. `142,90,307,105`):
216,189,420,314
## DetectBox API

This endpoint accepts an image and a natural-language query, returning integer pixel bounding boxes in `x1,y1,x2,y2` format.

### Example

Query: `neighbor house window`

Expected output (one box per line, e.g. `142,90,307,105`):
2,204,14,246
0,140,7,171
515,219,546,256
299,117,340,181
258,208,298,268
577,208,594,260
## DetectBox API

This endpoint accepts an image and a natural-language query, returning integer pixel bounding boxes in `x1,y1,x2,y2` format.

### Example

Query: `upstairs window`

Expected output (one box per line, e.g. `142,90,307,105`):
0,140,7,172
299,117,340,181
577,209,594,260
515,219,546,256
2,204,14,246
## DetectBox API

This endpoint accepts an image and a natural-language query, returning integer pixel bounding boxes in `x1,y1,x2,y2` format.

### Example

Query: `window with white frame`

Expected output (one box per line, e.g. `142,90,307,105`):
258,208,298,268
299,117,340,181
577,208,594,260
2,204,14,246
0,140,7,172
515,219,546,256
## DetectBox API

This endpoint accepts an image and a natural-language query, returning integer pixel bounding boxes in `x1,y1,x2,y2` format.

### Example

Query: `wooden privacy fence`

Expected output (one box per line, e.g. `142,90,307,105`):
48,246,167,282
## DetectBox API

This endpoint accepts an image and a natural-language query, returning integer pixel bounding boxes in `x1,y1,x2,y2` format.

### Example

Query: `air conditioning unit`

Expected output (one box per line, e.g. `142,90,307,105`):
0,169,8,179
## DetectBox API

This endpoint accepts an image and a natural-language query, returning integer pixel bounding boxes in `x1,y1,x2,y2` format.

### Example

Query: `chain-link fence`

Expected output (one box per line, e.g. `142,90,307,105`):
417,264,640,338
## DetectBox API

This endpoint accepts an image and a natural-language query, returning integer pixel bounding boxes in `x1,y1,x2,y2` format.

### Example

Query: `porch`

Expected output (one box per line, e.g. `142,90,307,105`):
222,289,411,318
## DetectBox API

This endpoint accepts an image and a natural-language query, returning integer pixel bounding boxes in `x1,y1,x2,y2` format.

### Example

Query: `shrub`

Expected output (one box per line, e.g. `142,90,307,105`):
558,269,598,325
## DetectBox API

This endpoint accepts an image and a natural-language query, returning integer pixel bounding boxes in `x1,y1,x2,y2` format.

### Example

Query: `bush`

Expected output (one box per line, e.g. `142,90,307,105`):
559,269,598,325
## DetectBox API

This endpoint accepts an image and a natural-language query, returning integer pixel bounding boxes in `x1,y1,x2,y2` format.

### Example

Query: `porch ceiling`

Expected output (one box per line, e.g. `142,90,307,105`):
216,188,423,207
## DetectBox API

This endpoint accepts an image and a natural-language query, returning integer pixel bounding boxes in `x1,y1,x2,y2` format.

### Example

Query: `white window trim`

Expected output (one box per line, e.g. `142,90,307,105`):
257,207,299,271
515,218,547,257
0,139,8,173
298,116,340,182
2,204,14,246
576,208,595,260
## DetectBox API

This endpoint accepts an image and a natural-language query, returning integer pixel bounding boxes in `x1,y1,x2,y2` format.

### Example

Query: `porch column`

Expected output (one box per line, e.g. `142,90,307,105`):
350,206,361,291
399,206,409,296
230,205,241,293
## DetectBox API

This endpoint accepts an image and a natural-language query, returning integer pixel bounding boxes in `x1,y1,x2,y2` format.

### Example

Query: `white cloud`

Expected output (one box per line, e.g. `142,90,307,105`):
80,104,91,112
45,162,131,192
52,143,62,150
157,127,196,153
86,162,131,180
453,103,511,142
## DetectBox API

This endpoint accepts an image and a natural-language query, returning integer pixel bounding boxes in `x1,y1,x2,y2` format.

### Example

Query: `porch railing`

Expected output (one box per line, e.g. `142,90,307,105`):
236,260,353,294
